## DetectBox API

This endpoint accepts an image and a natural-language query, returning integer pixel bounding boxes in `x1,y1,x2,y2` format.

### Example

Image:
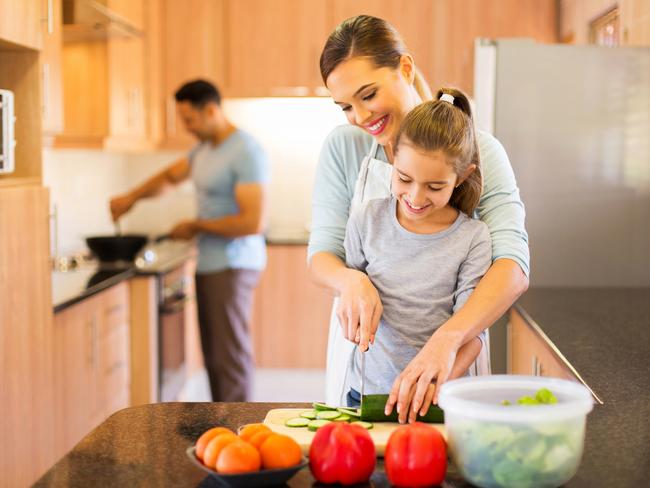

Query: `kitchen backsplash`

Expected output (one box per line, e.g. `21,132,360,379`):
44,97,346,255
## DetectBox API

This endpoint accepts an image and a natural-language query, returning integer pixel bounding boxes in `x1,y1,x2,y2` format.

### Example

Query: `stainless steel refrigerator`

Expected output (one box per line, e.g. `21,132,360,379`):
473,38,650,287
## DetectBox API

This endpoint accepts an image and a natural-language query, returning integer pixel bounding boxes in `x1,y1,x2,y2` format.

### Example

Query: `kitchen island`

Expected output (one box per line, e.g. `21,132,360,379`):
35,288,650,487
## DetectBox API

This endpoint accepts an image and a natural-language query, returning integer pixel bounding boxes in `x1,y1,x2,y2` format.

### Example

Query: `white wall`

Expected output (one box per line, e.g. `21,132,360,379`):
44,97,346,255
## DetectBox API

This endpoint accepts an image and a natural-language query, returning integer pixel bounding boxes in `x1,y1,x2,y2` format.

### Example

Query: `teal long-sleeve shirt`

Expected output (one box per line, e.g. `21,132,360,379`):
307,125,530,276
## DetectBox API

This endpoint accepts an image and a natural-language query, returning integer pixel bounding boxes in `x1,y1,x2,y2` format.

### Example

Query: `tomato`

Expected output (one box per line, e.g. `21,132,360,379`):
384,422,447,486
309,422,376,485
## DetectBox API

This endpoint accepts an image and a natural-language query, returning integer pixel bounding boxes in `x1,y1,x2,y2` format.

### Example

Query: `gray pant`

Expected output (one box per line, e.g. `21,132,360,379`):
195,268,260,402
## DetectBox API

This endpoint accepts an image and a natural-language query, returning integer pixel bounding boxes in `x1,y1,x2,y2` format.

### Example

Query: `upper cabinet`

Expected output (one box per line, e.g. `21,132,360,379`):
0,0,43,50
225,0,330,97
42,0,64,137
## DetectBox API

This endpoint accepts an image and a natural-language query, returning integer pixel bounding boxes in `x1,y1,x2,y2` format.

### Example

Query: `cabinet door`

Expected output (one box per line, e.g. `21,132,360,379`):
250,245,332,368
0,186,55,486
160,0,227,148
226,0,329,97
53,300,99,454
41,0,64,136
0,0,42,49
508,308,576,380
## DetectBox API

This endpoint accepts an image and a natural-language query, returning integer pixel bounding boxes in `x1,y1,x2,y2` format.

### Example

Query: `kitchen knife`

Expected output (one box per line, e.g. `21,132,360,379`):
360,346,365,409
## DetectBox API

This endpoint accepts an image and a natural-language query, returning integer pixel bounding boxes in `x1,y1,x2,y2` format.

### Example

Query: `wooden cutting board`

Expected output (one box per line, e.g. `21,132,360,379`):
263,408,446,457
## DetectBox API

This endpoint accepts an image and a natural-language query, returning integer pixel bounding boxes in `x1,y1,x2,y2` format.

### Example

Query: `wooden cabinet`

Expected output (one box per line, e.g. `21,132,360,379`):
105,1,147,150
250,245,332,368
225,0,330,97
53,282,130,457
155,0,227,148
507,307,576,380
0,0,42,50
331,0,557,96
0,186,56,487
41,0,64,137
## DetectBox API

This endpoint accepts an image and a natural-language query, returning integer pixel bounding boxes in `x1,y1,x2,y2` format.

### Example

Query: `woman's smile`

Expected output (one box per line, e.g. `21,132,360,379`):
364,114,390,136
402,198,432,215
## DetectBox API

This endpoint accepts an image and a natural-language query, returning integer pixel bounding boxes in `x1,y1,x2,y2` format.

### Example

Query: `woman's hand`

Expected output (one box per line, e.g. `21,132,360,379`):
336,269,383,351
110,193,136,222
385,329,468,424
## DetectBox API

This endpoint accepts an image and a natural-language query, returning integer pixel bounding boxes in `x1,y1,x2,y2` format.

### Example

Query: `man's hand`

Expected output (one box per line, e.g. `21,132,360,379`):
110,193,136,222
169,220,198,240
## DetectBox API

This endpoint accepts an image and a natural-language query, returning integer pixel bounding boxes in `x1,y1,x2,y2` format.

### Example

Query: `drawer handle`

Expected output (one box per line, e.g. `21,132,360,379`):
532,356,542,376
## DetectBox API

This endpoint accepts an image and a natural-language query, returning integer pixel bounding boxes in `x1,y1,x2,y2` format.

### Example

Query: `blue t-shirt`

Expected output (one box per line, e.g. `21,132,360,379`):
189,129,270,274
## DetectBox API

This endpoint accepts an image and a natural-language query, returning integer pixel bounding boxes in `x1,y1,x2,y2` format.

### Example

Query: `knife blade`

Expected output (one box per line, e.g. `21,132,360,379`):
360,347,365,404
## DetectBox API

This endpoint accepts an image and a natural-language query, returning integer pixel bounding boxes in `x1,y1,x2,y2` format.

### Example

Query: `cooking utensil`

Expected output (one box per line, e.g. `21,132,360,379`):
360,346,366,410
86,234,148,262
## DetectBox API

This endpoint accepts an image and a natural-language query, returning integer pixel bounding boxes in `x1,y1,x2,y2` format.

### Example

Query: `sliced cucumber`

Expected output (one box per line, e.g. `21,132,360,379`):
337,407,361,418
285,417,310,428
351,421,374,430
332,413,351,422
307,419,331,431
359,394,444,423
316,410,341,420
299,410,317,420
313,402,338,411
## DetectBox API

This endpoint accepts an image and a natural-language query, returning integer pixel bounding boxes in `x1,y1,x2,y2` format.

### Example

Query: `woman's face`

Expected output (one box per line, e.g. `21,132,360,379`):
326,56,418,147
392,143,459,227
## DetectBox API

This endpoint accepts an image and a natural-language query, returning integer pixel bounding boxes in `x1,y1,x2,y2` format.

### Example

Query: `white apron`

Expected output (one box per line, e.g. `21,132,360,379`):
324,140,491,406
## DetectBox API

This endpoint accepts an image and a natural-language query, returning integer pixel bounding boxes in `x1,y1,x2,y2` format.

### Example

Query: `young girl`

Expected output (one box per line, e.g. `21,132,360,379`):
344,88,492,418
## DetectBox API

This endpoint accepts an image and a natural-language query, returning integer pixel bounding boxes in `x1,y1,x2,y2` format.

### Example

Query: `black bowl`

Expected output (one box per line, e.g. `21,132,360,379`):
86,234,148,262
186,447,309,487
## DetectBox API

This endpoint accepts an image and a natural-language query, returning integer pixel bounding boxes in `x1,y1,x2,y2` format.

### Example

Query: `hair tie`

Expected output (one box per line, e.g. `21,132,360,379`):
439,93,455,105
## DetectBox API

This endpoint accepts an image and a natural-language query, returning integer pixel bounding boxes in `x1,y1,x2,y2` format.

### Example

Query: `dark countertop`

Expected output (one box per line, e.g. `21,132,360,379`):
515,287,650,488
38,288,650,487
52,242,194,312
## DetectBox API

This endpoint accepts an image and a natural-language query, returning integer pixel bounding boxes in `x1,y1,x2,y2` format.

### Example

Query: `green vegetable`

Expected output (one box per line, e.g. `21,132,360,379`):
299,410,317,420
313,402,338,411
316,410,342,420
502,388,559,407
333,413,351,422
285,417,310,428
307,419,331,431
350,421,374,430
337,407,361,418
360,394,444,423
450,418,585,487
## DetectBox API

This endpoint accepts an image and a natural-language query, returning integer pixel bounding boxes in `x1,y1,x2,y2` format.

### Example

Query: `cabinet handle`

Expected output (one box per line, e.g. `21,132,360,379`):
531,356,542,376
42,63,50,119
166,97,176,135
44,0,54,35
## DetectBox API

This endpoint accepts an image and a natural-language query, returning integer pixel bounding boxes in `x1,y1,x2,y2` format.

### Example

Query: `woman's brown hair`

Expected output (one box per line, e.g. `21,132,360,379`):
395,88,483,216
319,15,432,101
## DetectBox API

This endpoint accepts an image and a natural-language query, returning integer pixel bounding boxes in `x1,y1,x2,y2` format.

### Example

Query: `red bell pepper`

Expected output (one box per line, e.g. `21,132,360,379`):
384,422,447,486
309,422,376,485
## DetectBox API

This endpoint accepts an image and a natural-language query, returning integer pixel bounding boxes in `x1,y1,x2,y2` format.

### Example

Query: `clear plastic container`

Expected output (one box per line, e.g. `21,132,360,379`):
438,375,594,488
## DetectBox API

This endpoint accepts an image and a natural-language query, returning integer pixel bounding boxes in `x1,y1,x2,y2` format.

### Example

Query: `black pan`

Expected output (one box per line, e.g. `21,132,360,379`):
86,234,148,262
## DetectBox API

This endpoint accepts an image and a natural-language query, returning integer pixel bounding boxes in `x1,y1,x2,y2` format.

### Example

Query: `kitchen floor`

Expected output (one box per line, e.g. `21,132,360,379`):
179,368,326,402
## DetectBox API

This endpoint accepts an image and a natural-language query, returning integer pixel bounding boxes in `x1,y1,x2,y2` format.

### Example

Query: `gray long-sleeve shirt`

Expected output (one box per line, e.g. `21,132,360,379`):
344,197,492,394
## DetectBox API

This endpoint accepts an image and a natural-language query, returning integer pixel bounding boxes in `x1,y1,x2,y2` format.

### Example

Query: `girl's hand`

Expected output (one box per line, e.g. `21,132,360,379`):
385,329,468,424
336,269,383,351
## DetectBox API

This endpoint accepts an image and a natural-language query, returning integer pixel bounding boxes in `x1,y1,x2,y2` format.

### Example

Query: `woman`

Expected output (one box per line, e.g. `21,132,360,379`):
308,15,530,423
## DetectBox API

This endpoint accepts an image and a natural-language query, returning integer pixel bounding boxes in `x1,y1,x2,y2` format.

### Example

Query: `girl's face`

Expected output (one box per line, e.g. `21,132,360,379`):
392,144,460,228
326,56,419,148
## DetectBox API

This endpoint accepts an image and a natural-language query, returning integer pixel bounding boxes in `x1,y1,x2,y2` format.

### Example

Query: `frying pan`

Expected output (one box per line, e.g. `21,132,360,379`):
86,234,148,262
86,233,172,263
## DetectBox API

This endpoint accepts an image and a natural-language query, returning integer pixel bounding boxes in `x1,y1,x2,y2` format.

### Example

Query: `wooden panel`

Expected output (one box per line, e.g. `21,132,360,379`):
101,281,129,334
56,41,108,147
108,0,145,30
331,0,557,96
0,0,42,50
250,245,332,368
226,0,330,96
0,185,56,487
0,50,43,184
160,0,226,148
41,0,64,136
129,275,159,405
183,258,204,375
508,308,575,380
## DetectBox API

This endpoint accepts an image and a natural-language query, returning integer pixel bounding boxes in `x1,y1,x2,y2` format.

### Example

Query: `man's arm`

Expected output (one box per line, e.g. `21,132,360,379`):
191,183,267,238
110,158,190,221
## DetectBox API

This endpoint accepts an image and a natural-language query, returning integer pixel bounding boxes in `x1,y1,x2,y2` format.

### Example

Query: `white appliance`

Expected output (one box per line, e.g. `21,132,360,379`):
0,89,16,174
474,39,650,287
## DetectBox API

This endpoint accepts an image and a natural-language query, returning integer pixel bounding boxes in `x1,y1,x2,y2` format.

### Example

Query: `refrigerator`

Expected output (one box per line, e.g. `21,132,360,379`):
473,38,650,288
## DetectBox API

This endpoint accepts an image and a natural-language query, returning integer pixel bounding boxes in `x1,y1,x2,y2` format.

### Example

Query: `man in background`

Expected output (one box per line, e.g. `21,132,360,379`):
110,79,269,401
